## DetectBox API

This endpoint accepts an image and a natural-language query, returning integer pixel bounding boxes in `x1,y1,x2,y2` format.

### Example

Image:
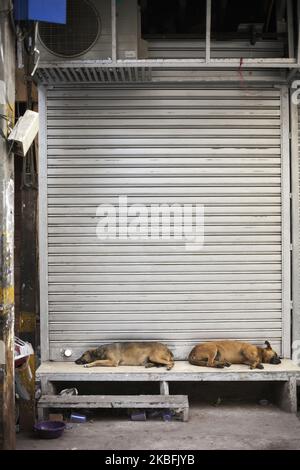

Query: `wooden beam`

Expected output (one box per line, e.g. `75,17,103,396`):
38,394,188,408
0,0,15,450
38,395,189,421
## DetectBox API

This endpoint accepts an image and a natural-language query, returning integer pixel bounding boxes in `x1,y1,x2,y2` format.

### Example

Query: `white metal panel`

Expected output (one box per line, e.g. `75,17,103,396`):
43,84,290,360
291,96,300,346
280,86,291,358
39,86,50,361
35,65,285,85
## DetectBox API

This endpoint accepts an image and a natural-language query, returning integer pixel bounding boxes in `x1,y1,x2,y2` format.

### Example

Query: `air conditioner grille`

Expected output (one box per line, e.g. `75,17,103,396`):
38,0,100,58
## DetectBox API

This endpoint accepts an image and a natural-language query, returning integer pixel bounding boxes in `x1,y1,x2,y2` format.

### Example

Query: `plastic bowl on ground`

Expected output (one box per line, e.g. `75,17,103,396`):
34,420,66,439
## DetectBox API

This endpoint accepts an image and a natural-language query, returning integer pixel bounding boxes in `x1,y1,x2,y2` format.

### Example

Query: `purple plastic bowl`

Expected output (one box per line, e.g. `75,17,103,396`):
34,420,66,439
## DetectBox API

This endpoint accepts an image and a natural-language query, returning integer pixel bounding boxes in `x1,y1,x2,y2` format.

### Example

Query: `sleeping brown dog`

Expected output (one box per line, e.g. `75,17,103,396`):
188,340,281,370
75,341,174,370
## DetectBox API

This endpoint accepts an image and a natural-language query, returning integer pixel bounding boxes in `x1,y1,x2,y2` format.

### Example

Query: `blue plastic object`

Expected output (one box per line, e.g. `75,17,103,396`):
70,412,87,423
14,0,66,24
162,410,173,422
34,420,66,439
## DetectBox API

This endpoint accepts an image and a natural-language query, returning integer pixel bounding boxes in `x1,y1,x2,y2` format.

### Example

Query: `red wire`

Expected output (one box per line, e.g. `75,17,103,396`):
239,57,244,87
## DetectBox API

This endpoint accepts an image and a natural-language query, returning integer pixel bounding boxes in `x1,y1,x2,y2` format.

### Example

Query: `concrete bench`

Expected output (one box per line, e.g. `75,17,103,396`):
37,359,300,415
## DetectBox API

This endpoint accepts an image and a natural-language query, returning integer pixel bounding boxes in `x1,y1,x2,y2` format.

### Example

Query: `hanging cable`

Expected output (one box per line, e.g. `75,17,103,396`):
31,22,40,77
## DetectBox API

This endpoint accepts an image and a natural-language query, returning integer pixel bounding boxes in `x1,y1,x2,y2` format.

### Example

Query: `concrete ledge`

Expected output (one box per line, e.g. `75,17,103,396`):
37,359,300,382
36,360,300,414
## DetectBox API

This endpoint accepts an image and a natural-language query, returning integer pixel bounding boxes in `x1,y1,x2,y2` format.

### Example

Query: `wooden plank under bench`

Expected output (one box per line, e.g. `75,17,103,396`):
37,394,189,421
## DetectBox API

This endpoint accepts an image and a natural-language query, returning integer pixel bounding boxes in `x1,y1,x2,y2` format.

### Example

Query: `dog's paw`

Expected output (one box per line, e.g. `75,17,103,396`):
216,364,225,368
225,362,231,367
257,364,264,370
83,364,89,368
144,363,153,368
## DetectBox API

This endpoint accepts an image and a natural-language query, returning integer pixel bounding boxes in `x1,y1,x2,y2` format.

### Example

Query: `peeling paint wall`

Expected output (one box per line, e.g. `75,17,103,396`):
0,0,15,450
1,179,15,299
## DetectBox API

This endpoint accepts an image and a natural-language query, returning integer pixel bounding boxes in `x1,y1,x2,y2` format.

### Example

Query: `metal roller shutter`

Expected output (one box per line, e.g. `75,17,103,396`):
41,84,289,361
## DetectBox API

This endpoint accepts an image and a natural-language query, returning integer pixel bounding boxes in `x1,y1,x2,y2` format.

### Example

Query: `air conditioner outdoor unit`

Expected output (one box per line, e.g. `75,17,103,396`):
37,0,147,62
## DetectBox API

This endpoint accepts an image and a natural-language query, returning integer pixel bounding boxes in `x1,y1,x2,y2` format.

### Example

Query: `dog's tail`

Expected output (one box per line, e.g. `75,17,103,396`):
163,349,174,370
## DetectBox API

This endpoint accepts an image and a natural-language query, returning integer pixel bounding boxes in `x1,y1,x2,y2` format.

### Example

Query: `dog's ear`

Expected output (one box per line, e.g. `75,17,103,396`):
264,340,271,349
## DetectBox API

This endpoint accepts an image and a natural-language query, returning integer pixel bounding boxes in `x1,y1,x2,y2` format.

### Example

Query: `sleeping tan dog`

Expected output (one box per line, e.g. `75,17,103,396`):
188,340,281,370
75,341,174,370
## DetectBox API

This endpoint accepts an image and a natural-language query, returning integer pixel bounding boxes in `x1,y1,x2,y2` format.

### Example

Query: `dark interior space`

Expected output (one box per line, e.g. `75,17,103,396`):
51,381,277,405
37,381,277,424
141,0,284,38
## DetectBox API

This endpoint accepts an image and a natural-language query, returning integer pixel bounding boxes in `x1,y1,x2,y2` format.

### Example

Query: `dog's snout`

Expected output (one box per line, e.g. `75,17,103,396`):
270,356,281,364
75,358,84,364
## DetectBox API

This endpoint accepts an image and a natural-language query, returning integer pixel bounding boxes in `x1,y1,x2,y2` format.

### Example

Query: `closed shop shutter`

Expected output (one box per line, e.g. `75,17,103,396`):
41,84,289,360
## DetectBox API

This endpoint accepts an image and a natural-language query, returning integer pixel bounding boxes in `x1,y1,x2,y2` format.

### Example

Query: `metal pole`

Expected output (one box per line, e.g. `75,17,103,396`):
0,0,15,450
205,0,211,63
287,0,294,58
281,86,291,359
290,88,300,353
297,0,300,63
111,0,117,62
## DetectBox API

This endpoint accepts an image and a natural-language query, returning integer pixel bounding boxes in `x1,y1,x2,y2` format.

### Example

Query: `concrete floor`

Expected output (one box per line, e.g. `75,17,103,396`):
16,404,300,450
